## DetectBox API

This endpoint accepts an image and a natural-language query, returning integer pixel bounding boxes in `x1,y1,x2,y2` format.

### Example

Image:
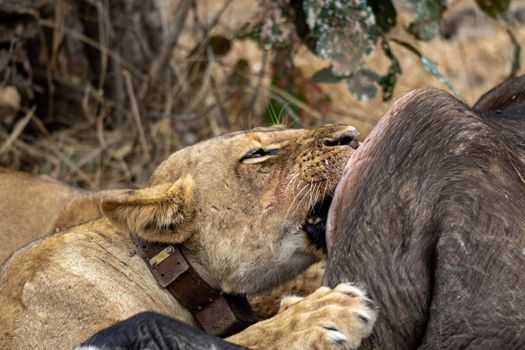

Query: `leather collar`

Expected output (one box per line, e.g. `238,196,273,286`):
131,233,258,337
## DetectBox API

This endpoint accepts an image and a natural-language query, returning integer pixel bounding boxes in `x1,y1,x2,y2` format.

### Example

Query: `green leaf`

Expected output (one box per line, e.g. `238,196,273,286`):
507,28,522,77
311,67,347,83
344,38,401,101
308,0,378,76
392,39,458,94
407,0,446,41
475,0,511,18
367,0,397,33
87,160,98,173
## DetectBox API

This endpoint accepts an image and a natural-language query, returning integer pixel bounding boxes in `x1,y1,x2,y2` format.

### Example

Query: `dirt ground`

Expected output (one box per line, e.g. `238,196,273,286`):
0,0,524,189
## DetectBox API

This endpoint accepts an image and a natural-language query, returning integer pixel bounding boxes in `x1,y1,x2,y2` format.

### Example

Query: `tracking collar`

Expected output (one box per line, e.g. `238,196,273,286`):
131,233,258,337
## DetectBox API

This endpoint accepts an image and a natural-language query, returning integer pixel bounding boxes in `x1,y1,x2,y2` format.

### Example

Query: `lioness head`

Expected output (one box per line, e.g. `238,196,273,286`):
101,125,358,294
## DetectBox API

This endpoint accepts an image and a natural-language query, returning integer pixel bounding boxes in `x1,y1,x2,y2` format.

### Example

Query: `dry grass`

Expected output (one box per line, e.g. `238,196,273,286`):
0,0,524,189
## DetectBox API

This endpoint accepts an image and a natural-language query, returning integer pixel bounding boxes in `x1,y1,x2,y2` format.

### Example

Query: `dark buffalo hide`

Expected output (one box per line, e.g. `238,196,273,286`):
325,76,525,349
77,312,247,350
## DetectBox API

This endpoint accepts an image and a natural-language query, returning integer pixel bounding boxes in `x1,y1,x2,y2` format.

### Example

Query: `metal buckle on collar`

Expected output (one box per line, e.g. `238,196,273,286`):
131,234,258,337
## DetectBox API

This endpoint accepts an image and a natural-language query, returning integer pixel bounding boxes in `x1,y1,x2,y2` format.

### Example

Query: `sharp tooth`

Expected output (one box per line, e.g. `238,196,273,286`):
313,217,322,225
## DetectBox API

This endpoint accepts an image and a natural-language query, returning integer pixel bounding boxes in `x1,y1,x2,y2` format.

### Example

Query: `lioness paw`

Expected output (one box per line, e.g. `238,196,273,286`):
278,295,304,312
322,325,348,344
227,283,377,349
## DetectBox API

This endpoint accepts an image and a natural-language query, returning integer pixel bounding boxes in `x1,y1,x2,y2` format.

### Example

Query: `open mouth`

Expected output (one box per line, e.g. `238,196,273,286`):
302,195,333,253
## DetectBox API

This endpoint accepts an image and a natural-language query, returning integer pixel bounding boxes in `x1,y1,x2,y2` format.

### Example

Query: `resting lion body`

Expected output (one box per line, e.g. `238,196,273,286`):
0,125,376,349
0,166,325,319
0,168,81,262
1,219,197,346
0,168,124,262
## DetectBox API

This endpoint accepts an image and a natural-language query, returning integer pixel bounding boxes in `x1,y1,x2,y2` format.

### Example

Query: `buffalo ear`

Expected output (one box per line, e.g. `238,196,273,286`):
100,176,195,243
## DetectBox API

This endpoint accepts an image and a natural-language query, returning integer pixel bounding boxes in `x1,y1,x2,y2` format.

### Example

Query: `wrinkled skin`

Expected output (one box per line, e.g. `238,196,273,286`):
77,312,247,350
0,125,378,350
325,77,525,349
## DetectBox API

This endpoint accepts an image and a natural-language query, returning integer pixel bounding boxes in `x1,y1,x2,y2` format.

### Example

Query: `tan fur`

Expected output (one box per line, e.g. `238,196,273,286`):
248,260,326,319
228,283,377,349
0,125,373,349
0,168,125,262
0,168,320,319
0,168,80,262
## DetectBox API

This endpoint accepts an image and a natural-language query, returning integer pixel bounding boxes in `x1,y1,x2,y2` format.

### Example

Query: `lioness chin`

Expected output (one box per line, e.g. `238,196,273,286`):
0,125,375,349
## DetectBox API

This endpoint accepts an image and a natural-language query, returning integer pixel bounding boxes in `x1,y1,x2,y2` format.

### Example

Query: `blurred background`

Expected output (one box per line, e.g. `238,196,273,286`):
0,0,524,189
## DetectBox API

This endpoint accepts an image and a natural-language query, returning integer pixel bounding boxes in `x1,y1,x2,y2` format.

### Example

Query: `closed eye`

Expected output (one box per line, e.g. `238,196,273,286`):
240,148,279,163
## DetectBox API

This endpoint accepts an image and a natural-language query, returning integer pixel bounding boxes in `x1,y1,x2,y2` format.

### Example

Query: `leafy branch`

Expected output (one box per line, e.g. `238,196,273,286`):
250,0,520,102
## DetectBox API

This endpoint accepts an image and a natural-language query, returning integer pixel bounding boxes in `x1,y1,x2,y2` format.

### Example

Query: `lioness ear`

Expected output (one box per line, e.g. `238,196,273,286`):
100,176,195,243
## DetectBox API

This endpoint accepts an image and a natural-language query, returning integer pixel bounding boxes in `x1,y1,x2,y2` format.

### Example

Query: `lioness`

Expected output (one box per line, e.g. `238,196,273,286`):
0,167,325,321
0,125,376,349
0,168,77,262
0,168,124,262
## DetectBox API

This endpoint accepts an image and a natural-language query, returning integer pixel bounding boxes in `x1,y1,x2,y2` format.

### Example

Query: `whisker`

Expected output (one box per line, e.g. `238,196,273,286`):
322,180,329,203
284,182,309,221
291,181,314,220
285,172,300,194
307,182,315,209
313,182,321,207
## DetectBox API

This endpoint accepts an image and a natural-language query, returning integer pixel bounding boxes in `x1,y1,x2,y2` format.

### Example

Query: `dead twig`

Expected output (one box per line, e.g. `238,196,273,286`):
38,18,145,80
0,106,35,156
96,0,110,91
123,70,150,160
209,55,230,129
50,0,65,71
143,0,193,94
205,0,234,33
247,49,268,128
174,102,221,121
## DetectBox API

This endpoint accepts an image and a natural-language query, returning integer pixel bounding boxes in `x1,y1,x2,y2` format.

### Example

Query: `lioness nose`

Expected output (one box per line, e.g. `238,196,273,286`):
323,128,359,150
